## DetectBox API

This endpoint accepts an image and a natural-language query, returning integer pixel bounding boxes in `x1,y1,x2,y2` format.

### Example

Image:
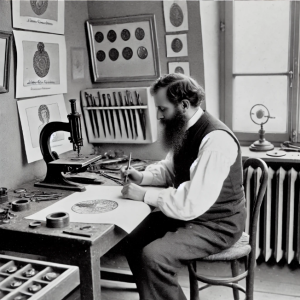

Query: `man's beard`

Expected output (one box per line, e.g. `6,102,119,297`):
160,108,187,154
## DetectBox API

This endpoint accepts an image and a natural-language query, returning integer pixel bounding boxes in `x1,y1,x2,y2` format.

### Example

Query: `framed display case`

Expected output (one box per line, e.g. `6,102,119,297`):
86,15,160,82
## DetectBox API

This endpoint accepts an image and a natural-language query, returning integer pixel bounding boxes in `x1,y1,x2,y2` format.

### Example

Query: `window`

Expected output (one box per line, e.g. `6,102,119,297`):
223,1,300,144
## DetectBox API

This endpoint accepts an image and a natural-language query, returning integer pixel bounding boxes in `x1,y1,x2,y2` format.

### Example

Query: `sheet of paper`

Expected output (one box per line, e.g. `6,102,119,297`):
26,186,164,233
12,0,65,35
14,30,67,98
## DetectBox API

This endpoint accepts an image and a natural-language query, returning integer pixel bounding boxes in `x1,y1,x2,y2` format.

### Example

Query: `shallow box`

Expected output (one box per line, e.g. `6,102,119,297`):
0,255,79,300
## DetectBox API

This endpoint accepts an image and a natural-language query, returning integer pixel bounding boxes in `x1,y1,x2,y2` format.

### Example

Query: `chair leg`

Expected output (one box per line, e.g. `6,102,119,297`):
231,260,240,300
246,258,255,300
188,261,200,300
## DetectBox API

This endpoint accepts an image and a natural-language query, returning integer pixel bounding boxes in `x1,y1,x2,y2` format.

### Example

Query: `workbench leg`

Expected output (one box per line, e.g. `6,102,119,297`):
70,246,101,300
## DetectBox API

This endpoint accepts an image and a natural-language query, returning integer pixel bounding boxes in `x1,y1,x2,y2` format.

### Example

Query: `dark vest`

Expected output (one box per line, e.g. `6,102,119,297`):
173,111,245,223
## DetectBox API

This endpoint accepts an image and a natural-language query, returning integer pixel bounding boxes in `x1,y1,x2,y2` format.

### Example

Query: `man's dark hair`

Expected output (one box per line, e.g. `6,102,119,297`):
150,73,205,107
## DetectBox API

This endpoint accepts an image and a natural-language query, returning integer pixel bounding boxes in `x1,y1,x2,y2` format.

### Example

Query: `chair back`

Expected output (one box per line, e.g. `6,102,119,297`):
243,157,268,295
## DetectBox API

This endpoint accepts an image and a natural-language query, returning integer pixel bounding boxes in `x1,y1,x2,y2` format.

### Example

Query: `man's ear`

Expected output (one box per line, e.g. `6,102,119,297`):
181,99,190,110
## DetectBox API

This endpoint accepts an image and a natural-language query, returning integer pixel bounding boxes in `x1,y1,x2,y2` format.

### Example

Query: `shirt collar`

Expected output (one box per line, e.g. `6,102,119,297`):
186,107,203,130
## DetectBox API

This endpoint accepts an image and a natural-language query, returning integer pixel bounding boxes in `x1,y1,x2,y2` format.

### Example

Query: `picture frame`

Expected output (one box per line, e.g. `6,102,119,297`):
0,31,12,94
13,30,67,99
17,94,72,163
168,62,190,76
12,0,65,35
86,14,161,82
71,47,85,81
163,0,189,33
166,33,188,57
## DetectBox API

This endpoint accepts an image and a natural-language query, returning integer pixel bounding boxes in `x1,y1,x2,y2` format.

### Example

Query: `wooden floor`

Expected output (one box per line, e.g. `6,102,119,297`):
65,248,300,300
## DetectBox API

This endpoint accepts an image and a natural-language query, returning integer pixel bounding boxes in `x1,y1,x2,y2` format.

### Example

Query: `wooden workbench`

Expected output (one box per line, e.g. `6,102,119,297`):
0,177,127,300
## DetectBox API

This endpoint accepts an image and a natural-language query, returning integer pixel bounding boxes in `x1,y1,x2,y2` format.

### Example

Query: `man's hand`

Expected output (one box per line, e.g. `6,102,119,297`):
121,183,146,201
120,166,143,185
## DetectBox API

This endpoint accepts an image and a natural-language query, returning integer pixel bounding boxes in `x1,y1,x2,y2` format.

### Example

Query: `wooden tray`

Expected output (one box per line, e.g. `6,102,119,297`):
0,254,79,300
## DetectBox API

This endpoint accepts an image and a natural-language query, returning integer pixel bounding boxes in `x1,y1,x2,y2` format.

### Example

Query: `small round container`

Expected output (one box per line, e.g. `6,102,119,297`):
12,199,30,212
46,212,69,228
0,187,8,204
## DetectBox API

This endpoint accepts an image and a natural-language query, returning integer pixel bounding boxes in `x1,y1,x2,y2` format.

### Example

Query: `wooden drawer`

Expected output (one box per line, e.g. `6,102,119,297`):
0,255,79,300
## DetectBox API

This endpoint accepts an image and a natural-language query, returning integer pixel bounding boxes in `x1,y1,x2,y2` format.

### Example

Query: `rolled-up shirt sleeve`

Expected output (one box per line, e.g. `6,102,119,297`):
140,152,175,187
143,131,238,220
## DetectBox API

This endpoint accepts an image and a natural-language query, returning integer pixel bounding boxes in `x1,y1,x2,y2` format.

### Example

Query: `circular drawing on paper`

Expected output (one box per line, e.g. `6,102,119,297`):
95,32,104,43
107,30,117,43
122,47,133,60
72,200,118,214
96,50,106,62
135,27,145,40
33,42,50,78
121,29,131,41
109,48,119,61
30,0,48,16
171,38,183,53
137,46,148,59
170,3,184,27
175,66,184,74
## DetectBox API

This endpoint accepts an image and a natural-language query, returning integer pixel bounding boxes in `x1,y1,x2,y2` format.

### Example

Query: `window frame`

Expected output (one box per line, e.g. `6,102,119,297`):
223,1,300,145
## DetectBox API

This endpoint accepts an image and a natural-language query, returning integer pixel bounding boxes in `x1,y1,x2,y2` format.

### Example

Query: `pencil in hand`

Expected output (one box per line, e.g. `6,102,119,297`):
124,152,132,184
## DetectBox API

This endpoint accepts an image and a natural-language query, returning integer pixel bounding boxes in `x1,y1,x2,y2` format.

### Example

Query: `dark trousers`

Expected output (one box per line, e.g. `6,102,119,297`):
124,211,244,300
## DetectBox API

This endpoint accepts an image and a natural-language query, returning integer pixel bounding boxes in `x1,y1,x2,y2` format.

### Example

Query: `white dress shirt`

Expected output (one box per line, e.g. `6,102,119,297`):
140,108,238,221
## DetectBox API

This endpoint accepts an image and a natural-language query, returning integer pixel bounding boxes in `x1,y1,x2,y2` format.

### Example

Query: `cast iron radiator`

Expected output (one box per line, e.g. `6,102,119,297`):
244,165,300,264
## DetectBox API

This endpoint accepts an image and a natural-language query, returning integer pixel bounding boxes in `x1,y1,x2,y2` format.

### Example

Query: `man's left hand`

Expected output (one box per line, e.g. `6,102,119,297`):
121,183,146,201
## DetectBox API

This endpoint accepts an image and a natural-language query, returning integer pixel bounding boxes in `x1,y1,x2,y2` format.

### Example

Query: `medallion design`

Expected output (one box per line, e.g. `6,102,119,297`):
33,42,50,78
72,200,118,214
30,0,48,16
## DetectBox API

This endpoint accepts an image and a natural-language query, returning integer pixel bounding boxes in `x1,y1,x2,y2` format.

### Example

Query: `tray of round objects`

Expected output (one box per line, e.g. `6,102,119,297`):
0,255,79,300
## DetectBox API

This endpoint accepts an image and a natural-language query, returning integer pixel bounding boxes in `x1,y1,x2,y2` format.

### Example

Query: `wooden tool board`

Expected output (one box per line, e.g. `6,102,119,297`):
80,87,157,144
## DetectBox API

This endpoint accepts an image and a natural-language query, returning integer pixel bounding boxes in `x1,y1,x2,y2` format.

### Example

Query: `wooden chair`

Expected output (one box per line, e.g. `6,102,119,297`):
188,157,268,300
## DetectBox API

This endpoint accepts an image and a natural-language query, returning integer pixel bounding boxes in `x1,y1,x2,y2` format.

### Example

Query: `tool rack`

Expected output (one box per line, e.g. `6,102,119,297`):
80,87,157,143
0,255,79,300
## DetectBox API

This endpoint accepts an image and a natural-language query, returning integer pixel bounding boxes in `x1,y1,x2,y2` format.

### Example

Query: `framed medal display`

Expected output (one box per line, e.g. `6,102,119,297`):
86,15,161,82
13,30,67,98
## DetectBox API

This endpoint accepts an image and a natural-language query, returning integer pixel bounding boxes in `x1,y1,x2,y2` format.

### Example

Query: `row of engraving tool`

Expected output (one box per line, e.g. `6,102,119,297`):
84,90,147,140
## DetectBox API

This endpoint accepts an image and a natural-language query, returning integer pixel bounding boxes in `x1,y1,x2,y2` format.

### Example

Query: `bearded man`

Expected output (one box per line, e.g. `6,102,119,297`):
120,73,246,300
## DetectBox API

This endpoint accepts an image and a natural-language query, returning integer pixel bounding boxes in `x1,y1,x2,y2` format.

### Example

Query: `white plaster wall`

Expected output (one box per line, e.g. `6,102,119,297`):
200,1,221,119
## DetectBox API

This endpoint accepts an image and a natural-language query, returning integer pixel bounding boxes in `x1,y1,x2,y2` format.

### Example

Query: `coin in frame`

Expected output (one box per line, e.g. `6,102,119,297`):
107,30,117,42
135,27,145,41
109,48,119,61
96,50,106,62
137,46,148,59
121,29,131,41
95,32,104,43
122,47,133,60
